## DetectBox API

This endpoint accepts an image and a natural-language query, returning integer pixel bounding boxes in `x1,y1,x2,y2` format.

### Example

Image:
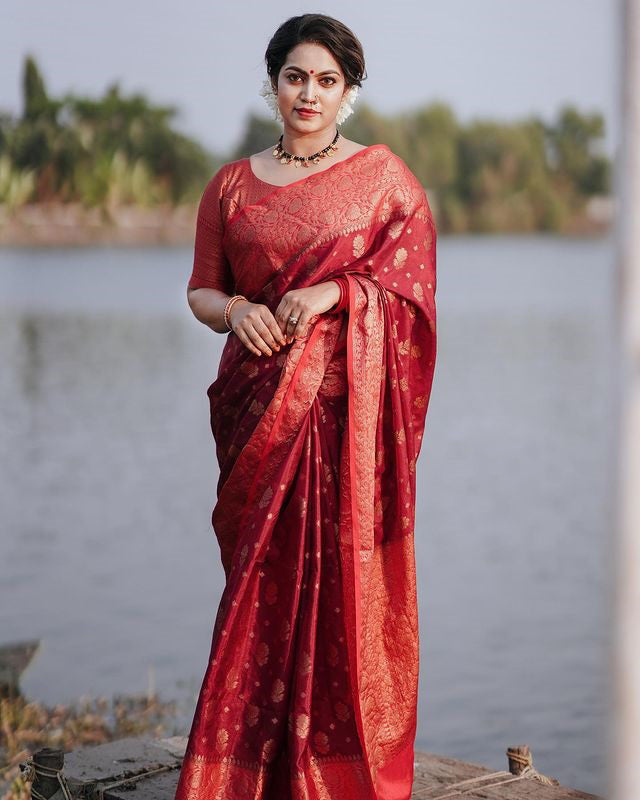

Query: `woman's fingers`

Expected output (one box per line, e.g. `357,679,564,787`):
235,327,263,357
257,311,286,348
240,310,284,357
234,301,318,357
287,308,312,340
244,323,273,356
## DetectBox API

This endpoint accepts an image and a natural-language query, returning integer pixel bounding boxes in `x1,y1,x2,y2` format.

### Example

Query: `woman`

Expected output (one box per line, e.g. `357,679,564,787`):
175,13,437,800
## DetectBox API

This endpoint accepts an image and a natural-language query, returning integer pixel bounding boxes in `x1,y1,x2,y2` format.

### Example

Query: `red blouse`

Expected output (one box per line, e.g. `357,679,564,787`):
188,158,348,314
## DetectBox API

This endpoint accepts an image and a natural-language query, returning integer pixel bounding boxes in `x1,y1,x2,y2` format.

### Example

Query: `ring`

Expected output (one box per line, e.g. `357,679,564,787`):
288,316,298,324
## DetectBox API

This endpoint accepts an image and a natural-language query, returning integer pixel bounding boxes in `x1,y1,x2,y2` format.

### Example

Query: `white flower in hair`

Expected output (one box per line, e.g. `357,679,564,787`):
336,85,359,125
259,78,360,125
259,78,283,122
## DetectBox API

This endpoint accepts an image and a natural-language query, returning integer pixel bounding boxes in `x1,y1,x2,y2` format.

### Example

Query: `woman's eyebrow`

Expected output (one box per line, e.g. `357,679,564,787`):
283,65,340,76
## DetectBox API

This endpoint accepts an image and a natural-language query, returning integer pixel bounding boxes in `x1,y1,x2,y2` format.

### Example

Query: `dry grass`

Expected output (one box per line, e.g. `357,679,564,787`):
0,691,178,800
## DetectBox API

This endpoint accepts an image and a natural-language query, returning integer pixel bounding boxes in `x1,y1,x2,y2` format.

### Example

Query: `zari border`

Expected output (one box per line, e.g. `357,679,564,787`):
177,747,371,800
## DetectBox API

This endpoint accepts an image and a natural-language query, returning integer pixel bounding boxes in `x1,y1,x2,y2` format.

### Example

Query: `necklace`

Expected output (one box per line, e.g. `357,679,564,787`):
272,130,341,168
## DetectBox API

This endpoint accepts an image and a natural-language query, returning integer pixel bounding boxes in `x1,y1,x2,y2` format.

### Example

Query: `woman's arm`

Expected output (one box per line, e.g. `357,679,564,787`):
187,286,248,334
187,287,287,356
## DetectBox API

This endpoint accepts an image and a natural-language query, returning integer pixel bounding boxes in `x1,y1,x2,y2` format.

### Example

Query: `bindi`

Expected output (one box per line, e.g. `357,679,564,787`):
309,70,314,74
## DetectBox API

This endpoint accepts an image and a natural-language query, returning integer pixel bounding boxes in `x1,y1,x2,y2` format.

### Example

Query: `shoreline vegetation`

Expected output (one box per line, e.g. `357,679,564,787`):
0,56,614,245
0,690,179,800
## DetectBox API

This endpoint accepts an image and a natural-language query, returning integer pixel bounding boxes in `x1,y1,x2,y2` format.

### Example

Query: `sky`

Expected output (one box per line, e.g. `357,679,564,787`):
3,0,620,159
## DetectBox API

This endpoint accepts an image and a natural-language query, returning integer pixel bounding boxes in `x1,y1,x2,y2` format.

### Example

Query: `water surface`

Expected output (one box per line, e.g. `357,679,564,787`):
0,234,613,796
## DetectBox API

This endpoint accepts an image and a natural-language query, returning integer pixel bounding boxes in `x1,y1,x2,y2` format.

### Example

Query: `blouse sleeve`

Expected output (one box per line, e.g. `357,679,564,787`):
187,166,235,294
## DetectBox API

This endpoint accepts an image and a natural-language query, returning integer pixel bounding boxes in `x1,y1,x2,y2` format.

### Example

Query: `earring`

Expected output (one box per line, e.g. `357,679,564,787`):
259,79,360,125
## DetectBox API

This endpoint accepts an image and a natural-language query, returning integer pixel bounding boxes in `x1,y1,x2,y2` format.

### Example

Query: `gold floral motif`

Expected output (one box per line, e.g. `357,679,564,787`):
258,484,273,509
387,220,404,240
334,701,351,721
245,703,260,727
263,738,277,763
399,376,409,391
239,362,259,377
314,731,330,754
271,678,285,703
393,247,407,267
300,651,312,675
397,338,409,356
280,619,291,641
412,282,424,302
215,728,229,753
225,668,240,691
414,394,427,409
395,428,406,444
249,398,266,416
411,343,422,358
295,712,310,738
352,233,365,257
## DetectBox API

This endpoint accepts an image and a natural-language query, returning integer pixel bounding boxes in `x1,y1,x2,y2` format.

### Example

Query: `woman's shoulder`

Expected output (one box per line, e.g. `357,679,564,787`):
364,145,430,211
201,158,249,193
195,159,254,218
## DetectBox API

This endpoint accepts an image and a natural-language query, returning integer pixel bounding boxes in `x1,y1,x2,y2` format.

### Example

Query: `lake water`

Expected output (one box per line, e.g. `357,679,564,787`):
0,234,614,797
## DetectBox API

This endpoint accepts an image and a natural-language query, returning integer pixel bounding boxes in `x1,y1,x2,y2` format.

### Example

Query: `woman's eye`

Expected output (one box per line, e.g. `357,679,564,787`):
286,75,336,86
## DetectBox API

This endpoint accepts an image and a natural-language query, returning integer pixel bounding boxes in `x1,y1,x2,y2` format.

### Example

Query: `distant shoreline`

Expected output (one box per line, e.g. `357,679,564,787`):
0,203,198,247
0,198,613,246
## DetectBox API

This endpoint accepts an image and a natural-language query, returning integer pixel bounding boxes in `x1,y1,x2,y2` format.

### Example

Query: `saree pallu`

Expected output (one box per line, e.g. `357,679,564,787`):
175,145,437,800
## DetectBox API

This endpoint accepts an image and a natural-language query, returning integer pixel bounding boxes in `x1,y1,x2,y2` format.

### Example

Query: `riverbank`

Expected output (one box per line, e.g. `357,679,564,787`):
0,203,198,247
0,196,614,246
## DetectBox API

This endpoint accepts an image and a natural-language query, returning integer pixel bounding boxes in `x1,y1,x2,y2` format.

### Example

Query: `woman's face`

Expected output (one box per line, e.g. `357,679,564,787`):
274,42,349,132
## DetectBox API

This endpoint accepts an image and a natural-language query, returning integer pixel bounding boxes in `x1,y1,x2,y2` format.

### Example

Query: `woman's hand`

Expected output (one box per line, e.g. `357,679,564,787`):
275,281,341,343
229,299,287,357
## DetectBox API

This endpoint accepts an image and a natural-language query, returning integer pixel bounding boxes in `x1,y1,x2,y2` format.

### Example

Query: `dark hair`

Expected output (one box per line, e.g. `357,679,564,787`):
265,14,367,91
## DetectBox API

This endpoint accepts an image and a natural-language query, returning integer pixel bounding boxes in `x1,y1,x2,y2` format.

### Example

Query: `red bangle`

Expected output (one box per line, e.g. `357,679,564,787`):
329,276,349,314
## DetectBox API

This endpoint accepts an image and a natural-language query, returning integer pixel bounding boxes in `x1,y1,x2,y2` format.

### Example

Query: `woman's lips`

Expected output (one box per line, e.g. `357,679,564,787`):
295,108,319,117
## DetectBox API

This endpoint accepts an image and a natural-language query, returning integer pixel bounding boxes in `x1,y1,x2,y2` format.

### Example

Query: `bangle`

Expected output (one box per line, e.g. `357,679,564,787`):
329,276,349,314
224,294,247,330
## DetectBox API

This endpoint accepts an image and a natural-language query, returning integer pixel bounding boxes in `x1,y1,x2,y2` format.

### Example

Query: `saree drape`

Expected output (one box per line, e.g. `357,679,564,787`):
175,144,437,800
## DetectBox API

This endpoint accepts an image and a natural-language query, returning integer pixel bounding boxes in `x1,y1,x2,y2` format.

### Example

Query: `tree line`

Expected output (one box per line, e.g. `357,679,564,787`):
0,55,610,233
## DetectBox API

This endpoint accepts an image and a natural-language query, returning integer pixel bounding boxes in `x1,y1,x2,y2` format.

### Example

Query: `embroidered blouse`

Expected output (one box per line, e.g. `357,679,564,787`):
188,158,349,314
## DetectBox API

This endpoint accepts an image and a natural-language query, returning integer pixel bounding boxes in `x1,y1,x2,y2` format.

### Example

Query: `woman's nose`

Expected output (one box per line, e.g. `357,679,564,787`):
300,80,316,101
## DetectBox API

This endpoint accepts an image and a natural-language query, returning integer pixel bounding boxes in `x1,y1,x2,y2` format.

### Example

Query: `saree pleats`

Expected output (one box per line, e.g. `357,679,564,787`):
175,145,436,800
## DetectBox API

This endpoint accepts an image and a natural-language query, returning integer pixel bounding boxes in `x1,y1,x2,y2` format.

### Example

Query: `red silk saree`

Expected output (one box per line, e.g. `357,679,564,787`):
175,144,437,800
